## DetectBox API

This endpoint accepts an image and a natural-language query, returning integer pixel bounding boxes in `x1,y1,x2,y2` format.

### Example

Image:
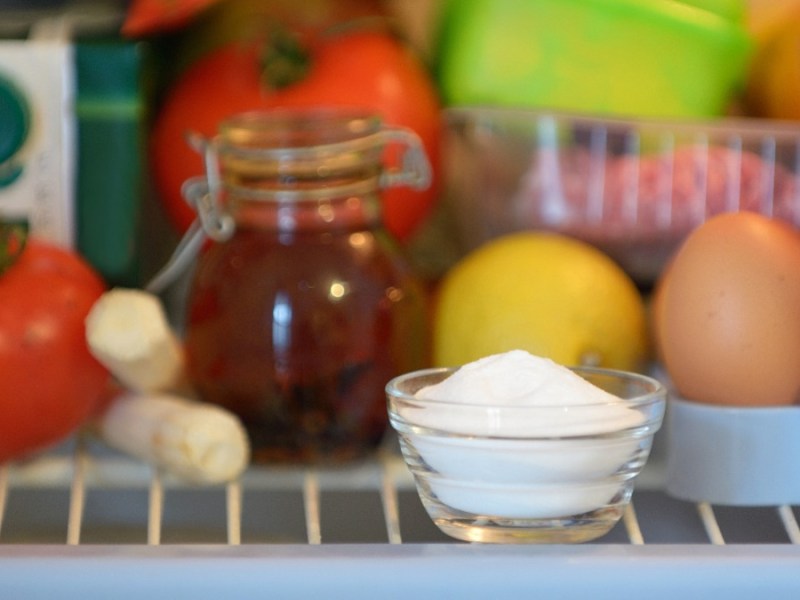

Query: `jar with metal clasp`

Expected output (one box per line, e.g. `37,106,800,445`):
181,108,431,463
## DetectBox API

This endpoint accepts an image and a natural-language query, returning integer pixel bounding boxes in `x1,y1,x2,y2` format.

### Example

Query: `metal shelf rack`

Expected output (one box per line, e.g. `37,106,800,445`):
0,434,798,599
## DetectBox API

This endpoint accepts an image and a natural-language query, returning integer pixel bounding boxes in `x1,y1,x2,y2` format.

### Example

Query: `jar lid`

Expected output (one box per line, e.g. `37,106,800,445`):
181,107,431,240
215,109,386,198
218,108,383,153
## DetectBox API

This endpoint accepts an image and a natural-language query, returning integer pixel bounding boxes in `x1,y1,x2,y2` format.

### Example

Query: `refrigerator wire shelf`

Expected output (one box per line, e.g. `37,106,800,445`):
0,433,798,599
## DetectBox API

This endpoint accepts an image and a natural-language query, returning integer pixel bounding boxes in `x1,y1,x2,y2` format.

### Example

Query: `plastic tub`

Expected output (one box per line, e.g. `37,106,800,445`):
436,0,752,118
442,106,800,283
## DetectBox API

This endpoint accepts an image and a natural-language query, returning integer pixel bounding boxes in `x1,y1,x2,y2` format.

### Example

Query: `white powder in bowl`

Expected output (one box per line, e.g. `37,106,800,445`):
412,350,644,437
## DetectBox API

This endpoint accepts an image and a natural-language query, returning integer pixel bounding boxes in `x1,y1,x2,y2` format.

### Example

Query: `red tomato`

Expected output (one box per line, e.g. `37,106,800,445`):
0,240,110,462
150,26,442,242
122,0,222,36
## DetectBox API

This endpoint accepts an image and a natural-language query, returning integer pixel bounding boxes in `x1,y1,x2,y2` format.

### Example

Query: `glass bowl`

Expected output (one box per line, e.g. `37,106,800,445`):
386,366,666,543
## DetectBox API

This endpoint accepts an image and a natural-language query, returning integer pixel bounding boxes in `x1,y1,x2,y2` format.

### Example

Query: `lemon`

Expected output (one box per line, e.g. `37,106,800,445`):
433,232,649,371
744,1,800,119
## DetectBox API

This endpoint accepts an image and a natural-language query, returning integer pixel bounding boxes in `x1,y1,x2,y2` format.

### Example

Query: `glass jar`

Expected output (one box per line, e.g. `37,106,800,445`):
182,109,431,464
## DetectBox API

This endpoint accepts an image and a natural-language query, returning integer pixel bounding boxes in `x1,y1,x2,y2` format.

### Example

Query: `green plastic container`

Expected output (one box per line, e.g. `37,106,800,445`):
435,0,753,118
75,39,147,286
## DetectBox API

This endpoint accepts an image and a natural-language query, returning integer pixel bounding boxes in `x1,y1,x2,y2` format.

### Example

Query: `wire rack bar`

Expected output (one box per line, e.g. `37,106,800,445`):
147,470,164,546
226,481,242,546
379,454,403,544
622,502,644,545
778,505,799,544
697,502,725,545
66,439,88,546
303,471,322,545
0,465,8,538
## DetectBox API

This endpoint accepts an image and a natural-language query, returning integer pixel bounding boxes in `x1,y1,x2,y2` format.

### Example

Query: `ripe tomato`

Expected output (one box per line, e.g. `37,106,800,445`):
0,239,110,462
150,25,442,242
122,0,221,36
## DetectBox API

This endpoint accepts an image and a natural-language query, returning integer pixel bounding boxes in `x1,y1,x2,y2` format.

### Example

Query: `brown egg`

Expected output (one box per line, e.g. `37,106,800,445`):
653,211,800,406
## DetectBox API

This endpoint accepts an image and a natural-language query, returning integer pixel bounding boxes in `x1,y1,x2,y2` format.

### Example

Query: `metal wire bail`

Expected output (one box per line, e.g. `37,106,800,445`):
379,126,432,191
183,131,236,243
143,133,236,294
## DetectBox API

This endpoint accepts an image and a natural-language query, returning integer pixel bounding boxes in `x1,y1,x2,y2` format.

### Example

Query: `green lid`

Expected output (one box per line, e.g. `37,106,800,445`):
678,0,745,23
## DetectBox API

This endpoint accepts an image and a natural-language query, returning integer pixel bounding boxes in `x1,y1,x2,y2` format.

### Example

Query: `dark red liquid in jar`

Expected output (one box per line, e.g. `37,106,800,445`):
184,208,427,463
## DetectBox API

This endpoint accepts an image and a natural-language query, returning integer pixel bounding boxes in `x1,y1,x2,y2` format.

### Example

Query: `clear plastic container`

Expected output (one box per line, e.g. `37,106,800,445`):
443,106,800,283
